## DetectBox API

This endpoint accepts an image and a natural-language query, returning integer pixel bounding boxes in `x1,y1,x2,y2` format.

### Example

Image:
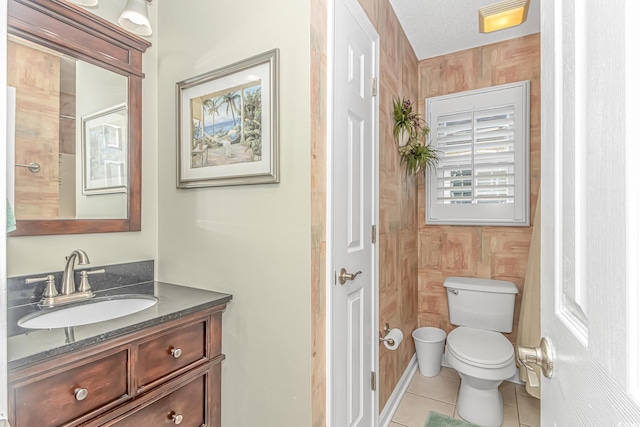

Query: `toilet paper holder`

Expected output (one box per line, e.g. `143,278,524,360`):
379,323,395,346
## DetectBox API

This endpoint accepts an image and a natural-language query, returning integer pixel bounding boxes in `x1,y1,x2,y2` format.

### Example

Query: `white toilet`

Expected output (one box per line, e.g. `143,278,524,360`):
443,276,519,427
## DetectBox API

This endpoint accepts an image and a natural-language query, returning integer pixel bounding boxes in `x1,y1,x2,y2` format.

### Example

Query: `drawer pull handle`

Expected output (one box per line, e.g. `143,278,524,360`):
171,348,183,359
74,388,89,401
171,413,184,424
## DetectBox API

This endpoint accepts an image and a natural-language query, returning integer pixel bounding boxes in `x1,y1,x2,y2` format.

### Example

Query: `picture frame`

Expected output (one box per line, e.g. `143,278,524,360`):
176,49,279,188
81,103,128,195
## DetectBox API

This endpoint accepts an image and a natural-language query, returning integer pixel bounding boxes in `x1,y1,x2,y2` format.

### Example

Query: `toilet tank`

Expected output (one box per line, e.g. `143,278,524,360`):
443,277,518,333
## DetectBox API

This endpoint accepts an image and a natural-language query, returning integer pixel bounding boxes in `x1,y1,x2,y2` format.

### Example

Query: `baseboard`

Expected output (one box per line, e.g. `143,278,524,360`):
379,353,418,427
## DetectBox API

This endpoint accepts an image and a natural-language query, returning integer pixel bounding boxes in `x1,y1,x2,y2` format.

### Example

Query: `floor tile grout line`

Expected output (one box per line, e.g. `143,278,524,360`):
404,390,457,407
515,389,523,426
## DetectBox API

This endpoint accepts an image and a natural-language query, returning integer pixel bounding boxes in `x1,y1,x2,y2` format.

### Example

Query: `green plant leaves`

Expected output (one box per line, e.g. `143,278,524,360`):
392,96,439,175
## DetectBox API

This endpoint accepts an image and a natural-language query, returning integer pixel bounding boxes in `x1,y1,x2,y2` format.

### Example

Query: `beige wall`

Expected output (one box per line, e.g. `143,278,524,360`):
156,1,311,426
311,0,420,422
75,61,128,219
7,0,158,277
417,34,541,346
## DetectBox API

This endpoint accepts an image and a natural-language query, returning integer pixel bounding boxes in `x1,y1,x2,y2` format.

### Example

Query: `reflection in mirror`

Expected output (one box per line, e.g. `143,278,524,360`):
7,35,128,220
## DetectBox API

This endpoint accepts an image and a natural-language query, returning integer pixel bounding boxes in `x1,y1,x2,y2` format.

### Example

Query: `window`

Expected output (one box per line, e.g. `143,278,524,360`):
425,81,530,226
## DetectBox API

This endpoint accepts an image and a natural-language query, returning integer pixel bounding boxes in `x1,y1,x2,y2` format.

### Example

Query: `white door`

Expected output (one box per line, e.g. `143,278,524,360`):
330,0,379,425
540,0,640,424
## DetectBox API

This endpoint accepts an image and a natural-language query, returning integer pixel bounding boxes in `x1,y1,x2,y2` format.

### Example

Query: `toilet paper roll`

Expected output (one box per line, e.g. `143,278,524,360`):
383,328,404,350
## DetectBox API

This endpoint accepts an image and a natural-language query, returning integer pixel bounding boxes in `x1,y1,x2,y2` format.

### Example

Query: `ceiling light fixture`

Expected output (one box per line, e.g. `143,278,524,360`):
118,0,153,37
69,0,99,7
478,0,530,33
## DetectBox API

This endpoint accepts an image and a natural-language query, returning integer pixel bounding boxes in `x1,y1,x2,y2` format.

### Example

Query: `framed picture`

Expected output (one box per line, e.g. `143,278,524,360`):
103,123,122,149
176,49,279,188
82,103,128,195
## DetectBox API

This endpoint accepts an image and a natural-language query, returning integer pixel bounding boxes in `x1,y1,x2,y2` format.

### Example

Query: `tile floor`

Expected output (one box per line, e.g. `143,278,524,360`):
390,367,540,427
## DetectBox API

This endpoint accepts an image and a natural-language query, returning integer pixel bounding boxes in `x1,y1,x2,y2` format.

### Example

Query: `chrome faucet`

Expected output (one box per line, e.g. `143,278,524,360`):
61,249,90,295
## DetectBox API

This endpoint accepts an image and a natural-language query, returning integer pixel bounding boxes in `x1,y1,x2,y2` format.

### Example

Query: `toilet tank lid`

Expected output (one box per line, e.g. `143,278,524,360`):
443,277,518,294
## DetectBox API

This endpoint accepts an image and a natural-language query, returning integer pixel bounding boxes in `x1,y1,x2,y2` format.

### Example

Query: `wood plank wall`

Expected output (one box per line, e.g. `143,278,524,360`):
417,34,541,347
8,41,61,219
310,0,328,423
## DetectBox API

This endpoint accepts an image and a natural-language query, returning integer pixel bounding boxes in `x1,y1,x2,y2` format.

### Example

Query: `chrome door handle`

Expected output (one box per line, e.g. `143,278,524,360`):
338,268,362,285
517,337,554,387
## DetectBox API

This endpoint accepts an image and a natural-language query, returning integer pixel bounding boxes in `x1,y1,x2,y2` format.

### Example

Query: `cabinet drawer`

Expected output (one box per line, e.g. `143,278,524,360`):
109,374,206,427
11,350,128,427
137,320,207,388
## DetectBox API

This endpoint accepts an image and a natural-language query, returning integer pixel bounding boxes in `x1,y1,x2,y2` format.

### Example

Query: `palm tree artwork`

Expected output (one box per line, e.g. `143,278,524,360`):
192,118,203,149
220,92,241,128
202,91,242,145
191,82,262,167
243,85,262,160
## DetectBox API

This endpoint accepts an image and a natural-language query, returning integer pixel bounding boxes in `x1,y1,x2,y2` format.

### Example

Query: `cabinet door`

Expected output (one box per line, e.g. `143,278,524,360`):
10,350,128,427
136,320,207,390
106,374,206,427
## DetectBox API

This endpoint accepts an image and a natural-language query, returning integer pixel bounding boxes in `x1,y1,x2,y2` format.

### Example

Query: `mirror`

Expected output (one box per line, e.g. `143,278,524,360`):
8,36,129,220
7,0,150,236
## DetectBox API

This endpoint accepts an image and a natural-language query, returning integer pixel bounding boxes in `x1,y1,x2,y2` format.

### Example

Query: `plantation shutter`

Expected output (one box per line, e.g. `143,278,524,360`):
425,81,530,226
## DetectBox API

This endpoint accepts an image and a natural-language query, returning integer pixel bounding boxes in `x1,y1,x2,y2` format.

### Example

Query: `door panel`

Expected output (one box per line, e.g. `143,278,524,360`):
347,289,364,425
347,112,364,252
540,0,640,423
331,0,379,425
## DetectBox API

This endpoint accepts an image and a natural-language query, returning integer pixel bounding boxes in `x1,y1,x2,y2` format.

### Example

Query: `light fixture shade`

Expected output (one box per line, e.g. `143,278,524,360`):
69,0,99,7
118,0,152,37
479,0,530,33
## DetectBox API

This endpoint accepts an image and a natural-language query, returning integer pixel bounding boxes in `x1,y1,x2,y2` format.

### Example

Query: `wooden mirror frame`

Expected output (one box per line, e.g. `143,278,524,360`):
7,0,151,236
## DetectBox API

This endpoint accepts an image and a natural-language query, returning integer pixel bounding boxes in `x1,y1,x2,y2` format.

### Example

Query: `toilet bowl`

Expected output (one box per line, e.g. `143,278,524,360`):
445,326,516,426
443,277,519,427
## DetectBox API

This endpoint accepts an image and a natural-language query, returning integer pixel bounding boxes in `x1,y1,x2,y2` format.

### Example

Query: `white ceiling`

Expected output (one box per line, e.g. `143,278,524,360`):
389,0,541,60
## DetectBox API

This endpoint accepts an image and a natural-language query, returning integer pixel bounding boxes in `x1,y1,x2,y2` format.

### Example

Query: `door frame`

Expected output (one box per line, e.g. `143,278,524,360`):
1,0,9,418
326,0,380,424
626,0,640,404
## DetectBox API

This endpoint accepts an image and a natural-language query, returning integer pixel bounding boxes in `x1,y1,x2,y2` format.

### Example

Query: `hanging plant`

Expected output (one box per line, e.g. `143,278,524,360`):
393,97,439,174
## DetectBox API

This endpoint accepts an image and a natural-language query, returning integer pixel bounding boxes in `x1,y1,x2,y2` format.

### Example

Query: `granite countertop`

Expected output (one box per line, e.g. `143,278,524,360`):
7,281,232,370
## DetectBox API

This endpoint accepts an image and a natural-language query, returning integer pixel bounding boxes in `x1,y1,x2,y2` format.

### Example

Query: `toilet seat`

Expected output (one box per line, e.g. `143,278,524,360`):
447,327,514,369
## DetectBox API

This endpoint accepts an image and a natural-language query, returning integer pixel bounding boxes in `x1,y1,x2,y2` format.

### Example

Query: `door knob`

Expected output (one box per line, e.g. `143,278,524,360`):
74,387,89,401
517,337,554,387
170,412,183,424
338,268,362,285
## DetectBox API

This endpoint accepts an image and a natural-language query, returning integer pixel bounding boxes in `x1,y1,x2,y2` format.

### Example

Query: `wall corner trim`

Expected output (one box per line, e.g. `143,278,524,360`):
379,353,418,427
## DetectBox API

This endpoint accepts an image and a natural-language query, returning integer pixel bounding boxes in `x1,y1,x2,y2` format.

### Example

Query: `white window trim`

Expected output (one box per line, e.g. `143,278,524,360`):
425,81,530,227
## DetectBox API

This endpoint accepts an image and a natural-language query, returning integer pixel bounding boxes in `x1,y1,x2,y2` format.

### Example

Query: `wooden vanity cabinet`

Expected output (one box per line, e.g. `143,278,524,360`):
7,304,227,427
11,350,129,427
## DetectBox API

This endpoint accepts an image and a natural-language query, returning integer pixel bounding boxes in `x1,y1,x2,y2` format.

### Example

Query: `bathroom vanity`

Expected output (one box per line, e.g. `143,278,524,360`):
7,275,232,427
5,1,234,423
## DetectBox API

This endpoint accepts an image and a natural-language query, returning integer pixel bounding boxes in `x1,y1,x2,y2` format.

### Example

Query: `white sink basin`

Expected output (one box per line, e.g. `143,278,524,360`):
18,295,158,329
